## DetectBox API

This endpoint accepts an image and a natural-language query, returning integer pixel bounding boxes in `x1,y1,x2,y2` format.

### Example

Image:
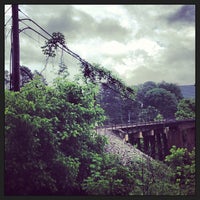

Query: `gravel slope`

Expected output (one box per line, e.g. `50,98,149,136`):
96,128,154,166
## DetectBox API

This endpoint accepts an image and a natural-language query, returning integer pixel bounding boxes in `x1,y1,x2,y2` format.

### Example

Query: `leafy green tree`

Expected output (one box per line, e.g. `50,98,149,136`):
154,113,164,121
122,98,140,123
158,81,183,101
5,66,47,91
130,156,179,195
98,83,123,124
138,106,160,122
143,88,178,119
98,83,137,124
175,98,195,120
165,146,195,195
5,77,106,195
82,153,136,195
136,81,157,103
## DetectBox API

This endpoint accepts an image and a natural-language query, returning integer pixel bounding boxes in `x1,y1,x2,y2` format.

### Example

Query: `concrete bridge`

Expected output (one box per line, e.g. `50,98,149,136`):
97,119,195,161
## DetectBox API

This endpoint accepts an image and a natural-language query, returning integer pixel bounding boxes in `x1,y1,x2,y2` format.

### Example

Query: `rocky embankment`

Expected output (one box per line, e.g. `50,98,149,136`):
96,128,154,166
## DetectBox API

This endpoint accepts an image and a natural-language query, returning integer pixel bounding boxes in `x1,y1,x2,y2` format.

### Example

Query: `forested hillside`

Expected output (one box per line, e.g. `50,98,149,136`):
98,81,195,125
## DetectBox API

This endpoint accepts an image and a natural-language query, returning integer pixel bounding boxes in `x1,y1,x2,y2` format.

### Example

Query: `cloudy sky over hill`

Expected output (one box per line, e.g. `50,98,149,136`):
4,4,195,86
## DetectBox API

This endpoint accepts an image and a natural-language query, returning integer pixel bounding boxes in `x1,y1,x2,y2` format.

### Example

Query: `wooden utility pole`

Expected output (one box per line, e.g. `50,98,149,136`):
12,4,20,91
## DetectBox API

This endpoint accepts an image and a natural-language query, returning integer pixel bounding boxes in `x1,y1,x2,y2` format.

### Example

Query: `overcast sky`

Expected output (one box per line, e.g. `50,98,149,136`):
5,4,195,86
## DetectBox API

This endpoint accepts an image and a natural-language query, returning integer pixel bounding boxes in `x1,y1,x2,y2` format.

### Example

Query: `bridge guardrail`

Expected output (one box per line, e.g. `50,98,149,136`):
96,118,195,130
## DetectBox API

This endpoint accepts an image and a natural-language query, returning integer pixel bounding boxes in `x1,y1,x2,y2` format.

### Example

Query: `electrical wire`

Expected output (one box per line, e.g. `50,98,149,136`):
18,8,90,64
19,26,49,41
4,5,11,14
17,7,135,100
21,30,43,45
19,22,135,101
5,28,12,41
18,8,52,38
4,16,12,27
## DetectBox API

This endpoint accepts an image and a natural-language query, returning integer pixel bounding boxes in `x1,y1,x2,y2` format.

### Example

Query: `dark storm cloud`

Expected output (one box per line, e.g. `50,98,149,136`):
167,5,195,24
45,6,131,42
5,5,194,85
46,6,94,34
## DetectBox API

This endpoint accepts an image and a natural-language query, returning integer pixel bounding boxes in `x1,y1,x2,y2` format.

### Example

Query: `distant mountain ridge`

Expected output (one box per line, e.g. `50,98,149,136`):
179,85,195,99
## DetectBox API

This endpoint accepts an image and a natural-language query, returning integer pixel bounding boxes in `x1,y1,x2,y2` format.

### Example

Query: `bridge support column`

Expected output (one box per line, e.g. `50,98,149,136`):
143,131,150,155
134,131,143,151
155,129,163,160
149,130,156,159
167,126,179,150
129,130,135,145
163,127,169,156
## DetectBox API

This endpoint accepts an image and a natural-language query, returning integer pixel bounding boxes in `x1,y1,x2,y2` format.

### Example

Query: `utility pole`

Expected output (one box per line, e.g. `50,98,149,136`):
12,4,20,91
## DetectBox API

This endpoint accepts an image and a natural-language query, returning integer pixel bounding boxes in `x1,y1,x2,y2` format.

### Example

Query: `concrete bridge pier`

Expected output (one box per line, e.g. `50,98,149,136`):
163,127,170,156
154,129,164,160
143,131,149,154
142,130,156,159
133,131,143,151
128,129,135,146
149,130,156,159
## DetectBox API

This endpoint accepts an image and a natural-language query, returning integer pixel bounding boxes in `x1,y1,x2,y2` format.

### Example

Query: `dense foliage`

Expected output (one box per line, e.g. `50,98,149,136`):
165,146,195,195
175,98,195,120
5,77,106,195
98,83,138,124
5,77,192,195
158,81,183,101
98,80,186,124
143,88,178,119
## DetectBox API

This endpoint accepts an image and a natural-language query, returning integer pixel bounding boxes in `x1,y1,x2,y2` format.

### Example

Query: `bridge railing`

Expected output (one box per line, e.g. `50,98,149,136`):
96,118,195,130
97,120,165,130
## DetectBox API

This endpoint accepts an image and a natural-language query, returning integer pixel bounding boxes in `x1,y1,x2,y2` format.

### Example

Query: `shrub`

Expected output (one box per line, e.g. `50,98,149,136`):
164,146,195,195
5,77,105,195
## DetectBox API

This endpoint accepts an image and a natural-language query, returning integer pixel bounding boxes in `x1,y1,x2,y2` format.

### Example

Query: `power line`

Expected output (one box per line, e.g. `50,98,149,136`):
4,16,12,27
18,8,97,65
18,8,52,38
21,30,43,45
19,17,85,66
18,8,30,19
17,7,135,100
19,25,49,41
4,5,11,14
5,27,12,41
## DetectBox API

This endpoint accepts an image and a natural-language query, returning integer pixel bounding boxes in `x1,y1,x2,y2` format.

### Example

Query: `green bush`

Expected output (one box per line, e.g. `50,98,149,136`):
164,146,195,195
82,153,136,195
5,77,106,195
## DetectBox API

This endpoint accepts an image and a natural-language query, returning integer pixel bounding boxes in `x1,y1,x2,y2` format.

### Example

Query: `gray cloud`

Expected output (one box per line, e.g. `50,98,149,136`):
46,6,95,40
5,5,195,86
96,18,131,42
126,66,166,85
43,5,132,43
167,5,195,24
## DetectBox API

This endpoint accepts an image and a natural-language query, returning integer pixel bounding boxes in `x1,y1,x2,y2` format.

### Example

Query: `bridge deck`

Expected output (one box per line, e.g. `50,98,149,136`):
97,119,195,131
